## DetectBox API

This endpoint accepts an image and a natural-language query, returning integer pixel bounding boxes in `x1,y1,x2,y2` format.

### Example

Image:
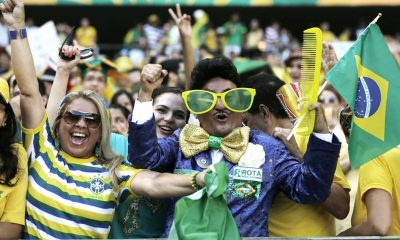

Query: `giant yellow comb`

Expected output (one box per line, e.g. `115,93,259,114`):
295,27,322,136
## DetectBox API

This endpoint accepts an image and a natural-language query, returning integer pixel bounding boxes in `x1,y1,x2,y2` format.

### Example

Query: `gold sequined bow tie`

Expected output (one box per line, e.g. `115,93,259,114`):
179,124,250,164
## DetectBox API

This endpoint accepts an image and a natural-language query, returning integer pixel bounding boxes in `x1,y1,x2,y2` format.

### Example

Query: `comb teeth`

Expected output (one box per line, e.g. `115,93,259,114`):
296,27,322,136
301,30,321,82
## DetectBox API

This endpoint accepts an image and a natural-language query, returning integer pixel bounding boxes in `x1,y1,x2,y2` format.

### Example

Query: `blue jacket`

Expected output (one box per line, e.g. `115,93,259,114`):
128,117,341,237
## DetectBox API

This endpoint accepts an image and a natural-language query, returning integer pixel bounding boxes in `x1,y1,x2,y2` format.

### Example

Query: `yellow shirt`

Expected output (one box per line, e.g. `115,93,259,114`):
352,148,400,235
75,26,97,48
0,143,28,225
268,134,350,237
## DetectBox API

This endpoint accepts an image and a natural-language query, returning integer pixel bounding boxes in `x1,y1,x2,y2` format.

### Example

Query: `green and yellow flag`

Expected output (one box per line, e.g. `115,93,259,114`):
326,23,400,168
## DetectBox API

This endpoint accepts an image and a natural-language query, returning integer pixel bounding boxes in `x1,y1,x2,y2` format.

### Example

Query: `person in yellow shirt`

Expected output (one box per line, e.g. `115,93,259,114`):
71,58,117,102
0,78,28,239
338,106,400,236
75,17,97,48
243,73,350,236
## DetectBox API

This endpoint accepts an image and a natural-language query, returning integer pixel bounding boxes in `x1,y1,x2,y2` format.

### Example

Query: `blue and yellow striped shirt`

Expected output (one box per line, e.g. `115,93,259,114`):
22,114,141,239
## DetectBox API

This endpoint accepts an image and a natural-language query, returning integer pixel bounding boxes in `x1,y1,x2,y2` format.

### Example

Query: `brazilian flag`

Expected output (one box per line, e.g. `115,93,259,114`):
326,23,400,168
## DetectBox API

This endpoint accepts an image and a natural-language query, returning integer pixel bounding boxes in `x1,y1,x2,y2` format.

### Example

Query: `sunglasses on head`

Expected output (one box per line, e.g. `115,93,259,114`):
339,107,353,137
182,88,256,114
62,110,101,128
318,96,337,104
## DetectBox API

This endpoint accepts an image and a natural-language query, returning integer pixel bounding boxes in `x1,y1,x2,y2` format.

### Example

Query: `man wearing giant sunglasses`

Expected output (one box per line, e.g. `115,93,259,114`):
128,57,341,237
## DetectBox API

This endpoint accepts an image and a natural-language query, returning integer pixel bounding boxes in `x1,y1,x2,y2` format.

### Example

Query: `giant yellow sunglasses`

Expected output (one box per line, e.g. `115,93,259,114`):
182,88,256,114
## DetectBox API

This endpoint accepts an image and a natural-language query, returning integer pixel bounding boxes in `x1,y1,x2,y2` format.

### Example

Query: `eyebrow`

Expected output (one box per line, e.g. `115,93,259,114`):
203,88,233,93
156,105,185,114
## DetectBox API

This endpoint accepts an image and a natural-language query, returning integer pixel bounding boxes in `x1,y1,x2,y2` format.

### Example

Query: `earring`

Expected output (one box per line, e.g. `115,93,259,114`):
95,143,101,158
54,138,60,149
1,122,6,127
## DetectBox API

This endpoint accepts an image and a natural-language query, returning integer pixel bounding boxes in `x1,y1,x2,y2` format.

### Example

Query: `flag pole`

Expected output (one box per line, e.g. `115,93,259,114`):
370,13,382,24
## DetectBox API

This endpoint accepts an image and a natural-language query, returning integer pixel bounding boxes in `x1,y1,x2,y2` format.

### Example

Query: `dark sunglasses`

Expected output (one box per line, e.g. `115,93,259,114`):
59,26,94,61
339,107,352,137
318,96,337,104
62,110,101,128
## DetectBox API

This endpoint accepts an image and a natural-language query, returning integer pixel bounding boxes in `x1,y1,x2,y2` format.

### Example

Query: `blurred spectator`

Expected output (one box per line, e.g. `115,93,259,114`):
112,55,135,92
222,13,247,58
265,21,280,55
0,16,8,47
284,51,302,82
127,68,142,98
320,21,336,42
76,58,116,102
244,18,263,59
160,59,184,88
56,22,72,45
109,103,130,137
339,27,352,41
122,23,147,68
192,9,208,50
75,17,97,48
123,23,147,50
144,14,164,56
38,66,56,100
164,20,182,57
199,44,214,59
8,76,20,121
0,47,11,77
203,22,219,54
110,89,135,113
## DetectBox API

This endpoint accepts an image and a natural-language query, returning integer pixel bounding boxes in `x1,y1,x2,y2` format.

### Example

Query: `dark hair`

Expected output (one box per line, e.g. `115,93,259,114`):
191,57,240,90
160,59,182,86
0,96,19,187
242,72,288,118
152,86,183,100
109,103,130,120
110,90,135,109
152,86,189,122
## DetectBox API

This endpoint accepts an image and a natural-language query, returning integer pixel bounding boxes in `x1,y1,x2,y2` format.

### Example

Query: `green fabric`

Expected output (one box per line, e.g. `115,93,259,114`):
169,161,240,240
233,58,269,74
208,136,223,149
223,22,247,46
326,23,400,168
109,196,167,238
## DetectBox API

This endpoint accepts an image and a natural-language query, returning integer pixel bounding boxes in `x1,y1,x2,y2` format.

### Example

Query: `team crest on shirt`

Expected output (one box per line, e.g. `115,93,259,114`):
89,177,106,195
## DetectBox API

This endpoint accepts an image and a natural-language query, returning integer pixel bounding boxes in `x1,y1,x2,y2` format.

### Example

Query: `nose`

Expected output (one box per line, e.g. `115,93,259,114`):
164,112,173,122
75,117,87,127
214,96,225,110
91,79,98,88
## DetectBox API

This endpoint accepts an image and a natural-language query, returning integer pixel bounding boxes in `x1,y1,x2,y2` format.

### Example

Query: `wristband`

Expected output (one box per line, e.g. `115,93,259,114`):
190,172,201,191
9,28,27,40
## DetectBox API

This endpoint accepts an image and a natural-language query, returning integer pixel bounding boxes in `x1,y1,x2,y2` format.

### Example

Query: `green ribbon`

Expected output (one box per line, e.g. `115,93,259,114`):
208,136,223,149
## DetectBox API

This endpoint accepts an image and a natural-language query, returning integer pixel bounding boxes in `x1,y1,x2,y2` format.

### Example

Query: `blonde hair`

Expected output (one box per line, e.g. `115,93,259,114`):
53,90,123,186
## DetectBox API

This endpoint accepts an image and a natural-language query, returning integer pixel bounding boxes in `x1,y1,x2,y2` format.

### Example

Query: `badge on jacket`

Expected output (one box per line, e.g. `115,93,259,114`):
231,166,262,199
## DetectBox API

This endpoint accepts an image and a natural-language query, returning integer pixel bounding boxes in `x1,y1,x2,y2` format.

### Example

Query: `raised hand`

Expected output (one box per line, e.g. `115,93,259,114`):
57,40,81,72
0,0,25,29
309,103,329,134
138,64,167,101
322,42,338,73
168,3,192,38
